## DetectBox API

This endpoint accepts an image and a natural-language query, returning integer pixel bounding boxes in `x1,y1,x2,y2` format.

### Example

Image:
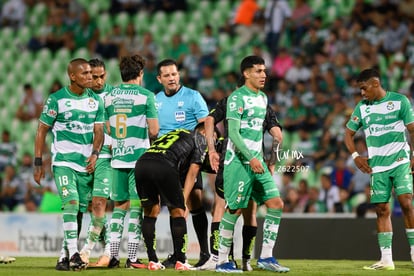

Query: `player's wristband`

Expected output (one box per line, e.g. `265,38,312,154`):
91,150,100,157
351,152,359,160
34,157,42,166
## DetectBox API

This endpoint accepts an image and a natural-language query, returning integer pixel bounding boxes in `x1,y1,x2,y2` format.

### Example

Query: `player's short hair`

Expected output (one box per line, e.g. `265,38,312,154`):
89,58,105,69
156,58,177,75
240,55,265,75
119,54,146,82
67,58,89,74
357,68,380,83
238,55,265,86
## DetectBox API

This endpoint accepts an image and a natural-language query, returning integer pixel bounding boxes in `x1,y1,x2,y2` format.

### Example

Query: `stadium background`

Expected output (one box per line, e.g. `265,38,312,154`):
0,0,414,260
0,0,357,159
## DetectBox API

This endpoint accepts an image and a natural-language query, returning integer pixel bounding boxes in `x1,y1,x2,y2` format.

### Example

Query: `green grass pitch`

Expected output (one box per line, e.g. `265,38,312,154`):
0,258,414,275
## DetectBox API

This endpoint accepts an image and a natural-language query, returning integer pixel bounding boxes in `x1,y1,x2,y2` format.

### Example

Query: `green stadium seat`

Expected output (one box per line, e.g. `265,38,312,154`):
181,22,199,44
28,3,47,29
72,47,90,59
0,85,6,109
114,12,131,31
88,2,100,17
211,9,226,29
107,59,121,86
35,48,52,63
151,11,168,29
309,0,326,11
186,0,199,10
133,11,150,32
0,27,14,48
169,11,187,33
323,5,339,24
55,48,71,63
218,33,232,52
99,0,111,11
187,10,204,30
198,0,213,17
218,54,235,74
96,13,112,37
16,26,32,44
215,0,233,17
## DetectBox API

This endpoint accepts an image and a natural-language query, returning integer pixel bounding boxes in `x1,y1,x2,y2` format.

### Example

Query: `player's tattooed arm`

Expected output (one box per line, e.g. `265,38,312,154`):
268,137,281,166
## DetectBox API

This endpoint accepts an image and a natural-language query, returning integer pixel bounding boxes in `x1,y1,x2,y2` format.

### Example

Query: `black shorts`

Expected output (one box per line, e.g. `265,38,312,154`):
180,170,203,190
135,158,185,210
215,161,224,199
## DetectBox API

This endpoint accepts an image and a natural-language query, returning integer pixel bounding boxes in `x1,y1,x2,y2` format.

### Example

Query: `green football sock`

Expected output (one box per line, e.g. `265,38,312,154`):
83,214,105,253
218,212,240,264
109,208,127,259
378,232,393,263
128,204,142,262
62,203,80,258
260,208,282,259
103,215,111,256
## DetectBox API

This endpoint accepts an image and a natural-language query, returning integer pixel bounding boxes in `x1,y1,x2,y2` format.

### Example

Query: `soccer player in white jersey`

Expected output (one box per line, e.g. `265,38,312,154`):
33,58,104,271
155,59,210,268
79,58,113,267
345,68,414,271
215,56,289,273
105,54,159,269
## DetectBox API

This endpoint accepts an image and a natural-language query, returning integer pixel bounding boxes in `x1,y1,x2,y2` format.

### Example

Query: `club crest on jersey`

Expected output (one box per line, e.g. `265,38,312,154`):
88,98,96,109
238,107,243,114
62,187,69,197
64,111,72,120
387,102,394,110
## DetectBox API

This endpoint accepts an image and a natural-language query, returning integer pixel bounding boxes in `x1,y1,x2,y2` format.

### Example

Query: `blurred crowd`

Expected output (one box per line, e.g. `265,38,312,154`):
1,0,414,216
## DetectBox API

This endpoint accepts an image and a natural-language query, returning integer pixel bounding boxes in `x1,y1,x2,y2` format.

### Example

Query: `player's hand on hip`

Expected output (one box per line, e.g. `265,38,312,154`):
250,158,265,174
354,156,372,174
86,155,98,174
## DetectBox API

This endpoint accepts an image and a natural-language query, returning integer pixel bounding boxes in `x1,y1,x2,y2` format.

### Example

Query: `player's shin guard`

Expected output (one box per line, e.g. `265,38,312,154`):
171,217,188,263
378,232,393,264
142,216,158,262
127,203,142,262
260,208,281,259
109,208,127,258
102,215,111,256
63,203,80,258
218,212,239,264
84,215,105,254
